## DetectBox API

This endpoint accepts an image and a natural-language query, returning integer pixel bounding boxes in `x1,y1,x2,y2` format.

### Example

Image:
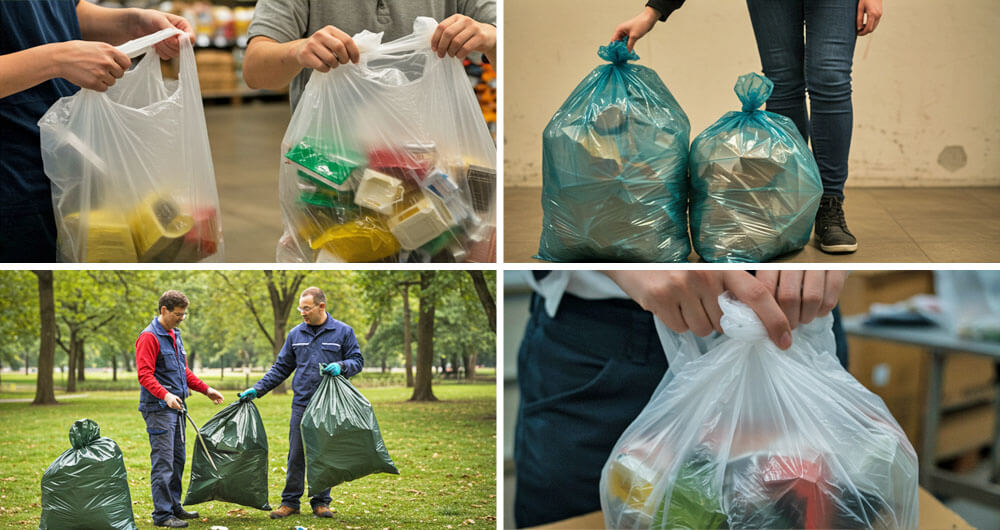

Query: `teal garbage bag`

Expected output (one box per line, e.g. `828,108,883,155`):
39,419,137,530
689,73,823,262
182,400,271,510
301,366,399,496
537,40,691,262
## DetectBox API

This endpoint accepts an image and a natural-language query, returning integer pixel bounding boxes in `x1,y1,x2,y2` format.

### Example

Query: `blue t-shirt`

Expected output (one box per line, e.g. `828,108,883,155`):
0,0,81,212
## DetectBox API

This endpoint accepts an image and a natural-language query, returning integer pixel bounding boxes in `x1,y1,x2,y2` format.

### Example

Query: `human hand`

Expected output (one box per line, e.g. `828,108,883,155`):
295,26,360,73
55,40,130,91
163,392,183,410
205,387,224,405
431,14,496,61
611,7,661,52
856,0,882,36
322,362,342,376
238,388,258,402
132,9,195,60
604,271,794,350
755,271,849,330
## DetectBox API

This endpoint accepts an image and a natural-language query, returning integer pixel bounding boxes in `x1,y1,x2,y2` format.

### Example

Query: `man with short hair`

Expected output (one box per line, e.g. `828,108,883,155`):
239,286,364,519
136,290,224,528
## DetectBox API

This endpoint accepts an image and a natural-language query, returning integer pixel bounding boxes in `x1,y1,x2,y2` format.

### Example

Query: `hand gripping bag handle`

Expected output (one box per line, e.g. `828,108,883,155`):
116,27,184,58
353,17,438,62
116,27,202,104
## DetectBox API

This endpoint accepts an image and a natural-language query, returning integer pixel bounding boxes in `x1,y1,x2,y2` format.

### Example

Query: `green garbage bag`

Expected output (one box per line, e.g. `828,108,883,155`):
302,366,399,496
182,400,271,510
39,419,136,530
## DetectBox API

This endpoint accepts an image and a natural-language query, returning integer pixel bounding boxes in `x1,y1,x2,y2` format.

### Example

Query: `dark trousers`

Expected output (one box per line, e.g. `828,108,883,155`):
513,293,848,528
0,200,57,262
746,0,859,199
281,405,332,510
142,409,186,525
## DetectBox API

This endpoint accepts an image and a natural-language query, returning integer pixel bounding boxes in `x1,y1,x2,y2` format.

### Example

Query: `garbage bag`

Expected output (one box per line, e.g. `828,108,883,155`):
301,366,399,495
39,419,137,530
689,73,822,262
276,17,496,263
537,40,690,262
182,400,271,510
601,293,918,529
38,28,224,263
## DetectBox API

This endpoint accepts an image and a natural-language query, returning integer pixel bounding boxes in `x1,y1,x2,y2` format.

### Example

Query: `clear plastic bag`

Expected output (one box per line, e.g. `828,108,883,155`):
689,73,822,263
38,29,224,263
536,41,690,262
601,293,918,529
934,270,1000,342
275,18,497,263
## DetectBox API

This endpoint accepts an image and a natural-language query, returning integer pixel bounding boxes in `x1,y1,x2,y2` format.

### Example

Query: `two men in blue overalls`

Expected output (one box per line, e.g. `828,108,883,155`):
239,286,365,519
136,290,224,528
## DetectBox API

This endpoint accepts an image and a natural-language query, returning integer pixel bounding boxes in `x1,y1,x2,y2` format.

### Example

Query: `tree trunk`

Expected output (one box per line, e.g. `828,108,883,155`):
24,353,29,375
66,332,78,394
401,284,414,388
270,316,287,393
467,271,496,333
409,272,438,402
452,353,461,379
381,356,387,373
464,352,477,381
75,340,85,382
112,355,117,382
33,271,57,405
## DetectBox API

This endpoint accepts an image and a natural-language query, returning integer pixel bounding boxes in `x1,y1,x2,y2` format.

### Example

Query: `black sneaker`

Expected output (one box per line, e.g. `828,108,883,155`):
154,516,188,528
173,508,199,520
815,195,858,253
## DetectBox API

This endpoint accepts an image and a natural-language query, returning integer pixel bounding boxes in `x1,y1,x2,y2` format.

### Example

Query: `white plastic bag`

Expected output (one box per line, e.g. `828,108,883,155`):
38,29,224,262
601,293,918,529
934,270,1000,342
275,17,496,263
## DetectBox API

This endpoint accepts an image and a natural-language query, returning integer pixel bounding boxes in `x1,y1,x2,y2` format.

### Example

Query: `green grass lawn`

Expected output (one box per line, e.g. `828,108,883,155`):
0,382,497,529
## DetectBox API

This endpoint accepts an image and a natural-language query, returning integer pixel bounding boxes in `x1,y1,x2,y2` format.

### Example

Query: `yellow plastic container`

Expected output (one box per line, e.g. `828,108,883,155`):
128,193,194,262
63,210,138,263
310,217,401,262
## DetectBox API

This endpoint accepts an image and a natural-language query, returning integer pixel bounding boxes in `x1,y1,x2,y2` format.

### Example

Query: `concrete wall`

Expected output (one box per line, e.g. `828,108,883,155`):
503,0,1000,187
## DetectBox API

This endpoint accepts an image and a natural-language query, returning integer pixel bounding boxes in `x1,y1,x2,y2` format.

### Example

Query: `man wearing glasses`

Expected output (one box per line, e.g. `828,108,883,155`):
238,286,364,520
136,290,224,528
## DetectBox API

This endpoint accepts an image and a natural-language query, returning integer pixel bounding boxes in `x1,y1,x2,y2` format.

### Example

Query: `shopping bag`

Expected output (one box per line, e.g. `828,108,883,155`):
689,73,822,262
301,366,399,495
601,293,918,529
276,17,496,263
182,400,271,511
39,419,137,530
38,28,224,263
536,40,690,262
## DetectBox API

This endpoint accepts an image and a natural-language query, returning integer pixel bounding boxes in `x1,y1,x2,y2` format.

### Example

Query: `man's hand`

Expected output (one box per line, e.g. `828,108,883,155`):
163,392,183,410
54,41,130,91
431,15,496,62
611,7,661,52
295,26,360,73
132,9,195,60
604,271,794,350
857,0,883,36
755,271,849,330
238,388,258,402
322,362,342,376
205,387,224,405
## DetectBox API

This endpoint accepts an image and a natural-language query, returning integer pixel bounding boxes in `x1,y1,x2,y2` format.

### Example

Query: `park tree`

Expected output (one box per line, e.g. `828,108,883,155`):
53,271,126,391
32,271,57,405
0,271,39,385
354,271,421,387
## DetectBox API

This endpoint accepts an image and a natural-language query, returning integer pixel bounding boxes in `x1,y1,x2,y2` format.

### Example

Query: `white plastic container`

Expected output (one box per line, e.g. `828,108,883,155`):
354,169,405,214
387,195,452,250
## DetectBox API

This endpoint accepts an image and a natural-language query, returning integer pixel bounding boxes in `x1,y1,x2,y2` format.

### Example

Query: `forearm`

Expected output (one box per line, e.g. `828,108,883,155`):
0,45,63,99
77,3,139,45
243,37,305,90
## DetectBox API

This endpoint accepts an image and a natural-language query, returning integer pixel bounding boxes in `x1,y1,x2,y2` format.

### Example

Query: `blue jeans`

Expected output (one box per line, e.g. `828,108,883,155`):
281,405,332,510
142,409,186,525
746,0,859,199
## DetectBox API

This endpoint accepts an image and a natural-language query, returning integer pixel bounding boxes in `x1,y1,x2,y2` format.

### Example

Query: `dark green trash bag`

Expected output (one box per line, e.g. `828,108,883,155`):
39,419,136,530
302,367,399,496
182,400,271,510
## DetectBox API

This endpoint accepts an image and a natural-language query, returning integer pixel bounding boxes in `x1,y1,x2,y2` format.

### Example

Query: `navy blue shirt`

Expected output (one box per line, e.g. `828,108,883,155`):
254,313,365,408
0,1,81,212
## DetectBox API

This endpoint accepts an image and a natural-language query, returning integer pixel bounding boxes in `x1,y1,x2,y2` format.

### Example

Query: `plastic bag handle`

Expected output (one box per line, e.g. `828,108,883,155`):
354,16,437,60
116,27,185,58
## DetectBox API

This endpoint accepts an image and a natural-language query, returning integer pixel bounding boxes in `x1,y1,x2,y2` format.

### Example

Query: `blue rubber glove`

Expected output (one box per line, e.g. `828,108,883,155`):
238,388,257,401
322,362,342,376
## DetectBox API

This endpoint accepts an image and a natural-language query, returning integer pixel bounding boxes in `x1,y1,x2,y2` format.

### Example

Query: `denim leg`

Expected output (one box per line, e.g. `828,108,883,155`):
170,418,186,514
746,0,808,141
143,410,184,524
281,406,332,509
804,0,858,198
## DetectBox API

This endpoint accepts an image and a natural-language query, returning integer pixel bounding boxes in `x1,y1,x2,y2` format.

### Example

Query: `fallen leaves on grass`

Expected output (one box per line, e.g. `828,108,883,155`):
225,508,248,517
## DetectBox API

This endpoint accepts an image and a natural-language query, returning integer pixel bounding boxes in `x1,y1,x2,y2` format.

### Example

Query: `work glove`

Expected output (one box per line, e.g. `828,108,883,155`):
238,388,258,402
322,362,342,376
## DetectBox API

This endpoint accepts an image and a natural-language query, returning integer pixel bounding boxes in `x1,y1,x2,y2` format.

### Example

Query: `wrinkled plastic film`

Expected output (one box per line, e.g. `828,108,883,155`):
689,73,822,263
276,17,496,263
600,293,919,529
537,40,691,262
38,33,224,263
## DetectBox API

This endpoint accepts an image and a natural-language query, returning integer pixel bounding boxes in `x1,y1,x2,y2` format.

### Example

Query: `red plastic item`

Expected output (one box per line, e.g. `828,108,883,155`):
761,456,831,529
178,207,219,261
367,148,434,182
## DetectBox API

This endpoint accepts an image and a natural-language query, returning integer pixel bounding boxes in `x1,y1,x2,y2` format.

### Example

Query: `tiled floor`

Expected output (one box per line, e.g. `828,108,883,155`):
504,186,1000,263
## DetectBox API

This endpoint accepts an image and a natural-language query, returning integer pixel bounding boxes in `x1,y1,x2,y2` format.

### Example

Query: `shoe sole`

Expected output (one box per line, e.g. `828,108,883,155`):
269,511,299,519
819,242,858,253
